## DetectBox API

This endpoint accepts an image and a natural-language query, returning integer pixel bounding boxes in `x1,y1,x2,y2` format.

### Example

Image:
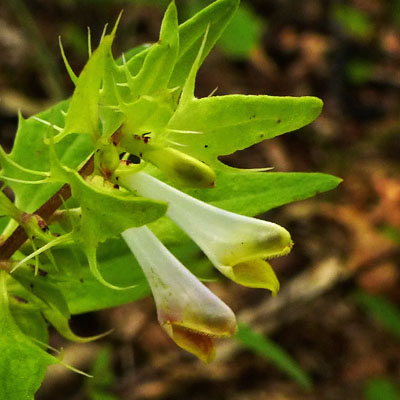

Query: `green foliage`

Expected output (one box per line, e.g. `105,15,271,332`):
0,272,58,400
354,291,400,339
0,0,341,396
332,4,373,38
392,0,400,29
346,59,374,85
168,95,323,170
187,170,340,216
381,224,400,245
86,346,119,400
217,3,263,59
364,377,400,400
60,34,114,141
182,0,263,59
0,104,93,212
235,323,312,389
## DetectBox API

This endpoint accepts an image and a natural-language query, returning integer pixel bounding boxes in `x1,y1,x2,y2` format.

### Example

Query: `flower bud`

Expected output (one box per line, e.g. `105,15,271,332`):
94,137,120,179
143,147,216,188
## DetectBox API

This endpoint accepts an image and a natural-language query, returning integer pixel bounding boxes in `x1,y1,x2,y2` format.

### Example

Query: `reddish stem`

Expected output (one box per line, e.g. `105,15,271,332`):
0,154,94,261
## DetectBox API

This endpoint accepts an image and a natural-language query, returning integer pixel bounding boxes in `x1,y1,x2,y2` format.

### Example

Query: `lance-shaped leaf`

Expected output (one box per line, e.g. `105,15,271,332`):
122,225,236,363
57,20,120,142
0,189,21,220
0,271,58,400
127,1,179,98
0,106,93,212
12,268,70,320
167,95,323,169
118,94,175,139
169,0,239,88
125,0,239,88
185,170,343,216
11,267,108,343
118,172,292,294
11,307,49,345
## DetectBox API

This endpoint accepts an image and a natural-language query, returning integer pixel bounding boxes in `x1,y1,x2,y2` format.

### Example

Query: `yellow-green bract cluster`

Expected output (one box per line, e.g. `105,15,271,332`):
0,0,330,365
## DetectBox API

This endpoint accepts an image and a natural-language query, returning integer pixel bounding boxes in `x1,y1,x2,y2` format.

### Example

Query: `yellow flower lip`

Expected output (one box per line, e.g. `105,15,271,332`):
225,259,280,294
160,304,237,338
161,316,237,364
218,236,293,294
164,323,217,364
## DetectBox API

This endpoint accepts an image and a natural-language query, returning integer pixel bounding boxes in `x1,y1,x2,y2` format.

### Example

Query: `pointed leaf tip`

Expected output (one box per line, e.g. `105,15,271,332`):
86,247,137,291
59,36,78,85
111,10,124,37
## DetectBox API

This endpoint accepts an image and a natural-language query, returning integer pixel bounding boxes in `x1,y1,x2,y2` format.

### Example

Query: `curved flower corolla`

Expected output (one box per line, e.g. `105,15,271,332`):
122,225,237,363
118,171,293,295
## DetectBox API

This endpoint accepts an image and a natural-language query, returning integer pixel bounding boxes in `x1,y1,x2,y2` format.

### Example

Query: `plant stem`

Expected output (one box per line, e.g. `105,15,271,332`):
0,154,94,262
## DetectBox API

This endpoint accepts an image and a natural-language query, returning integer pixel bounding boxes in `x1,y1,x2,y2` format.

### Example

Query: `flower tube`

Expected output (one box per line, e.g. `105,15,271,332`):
118,171,293,295
122,225,237,363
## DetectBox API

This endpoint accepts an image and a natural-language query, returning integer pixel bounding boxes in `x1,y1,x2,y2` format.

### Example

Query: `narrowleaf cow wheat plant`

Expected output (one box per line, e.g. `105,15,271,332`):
0,0,340,397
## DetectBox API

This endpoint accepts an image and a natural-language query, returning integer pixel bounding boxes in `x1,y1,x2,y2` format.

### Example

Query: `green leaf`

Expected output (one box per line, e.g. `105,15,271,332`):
51,239,150,314
1,105,92,212
364,377,400,400
11,308,48,344
0,189,21,220
43,303,109,343
87,346,118,400
346,59,374,85
169,0,239,88
168,95,323,168
235,323,312,389
0,272,57,400
0,216,10,233
354,291,400,339
392,0,400,29
12,267,70,319
119,95,174,139
125,0,239,89
60,34,115,141
186,170,341,215
12,265,110,342
381,224,400,245
128,1,179,97
217,4,263,59
332,4,373,38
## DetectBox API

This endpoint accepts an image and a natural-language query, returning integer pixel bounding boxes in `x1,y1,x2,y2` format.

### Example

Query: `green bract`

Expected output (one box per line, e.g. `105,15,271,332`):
0,0,341,397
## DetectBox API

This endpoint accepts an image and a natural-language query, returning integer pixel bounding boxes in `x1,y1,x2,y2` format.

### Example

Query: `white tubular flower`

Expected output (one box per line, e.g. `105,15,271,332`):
119,172,293,295
122,225,237,363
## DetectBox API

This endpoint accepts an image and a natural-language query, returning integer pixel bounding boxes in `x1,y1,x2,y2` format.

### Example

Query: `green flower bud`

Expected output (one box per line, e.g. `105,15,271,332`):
117,126,215,188
143,147,216,188
94,137,120,179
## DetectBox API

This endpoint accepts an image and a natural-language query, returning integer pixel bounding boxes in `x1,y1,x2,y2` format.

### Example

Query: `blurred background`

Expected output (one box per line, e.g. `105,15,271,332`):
1,0,400,399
